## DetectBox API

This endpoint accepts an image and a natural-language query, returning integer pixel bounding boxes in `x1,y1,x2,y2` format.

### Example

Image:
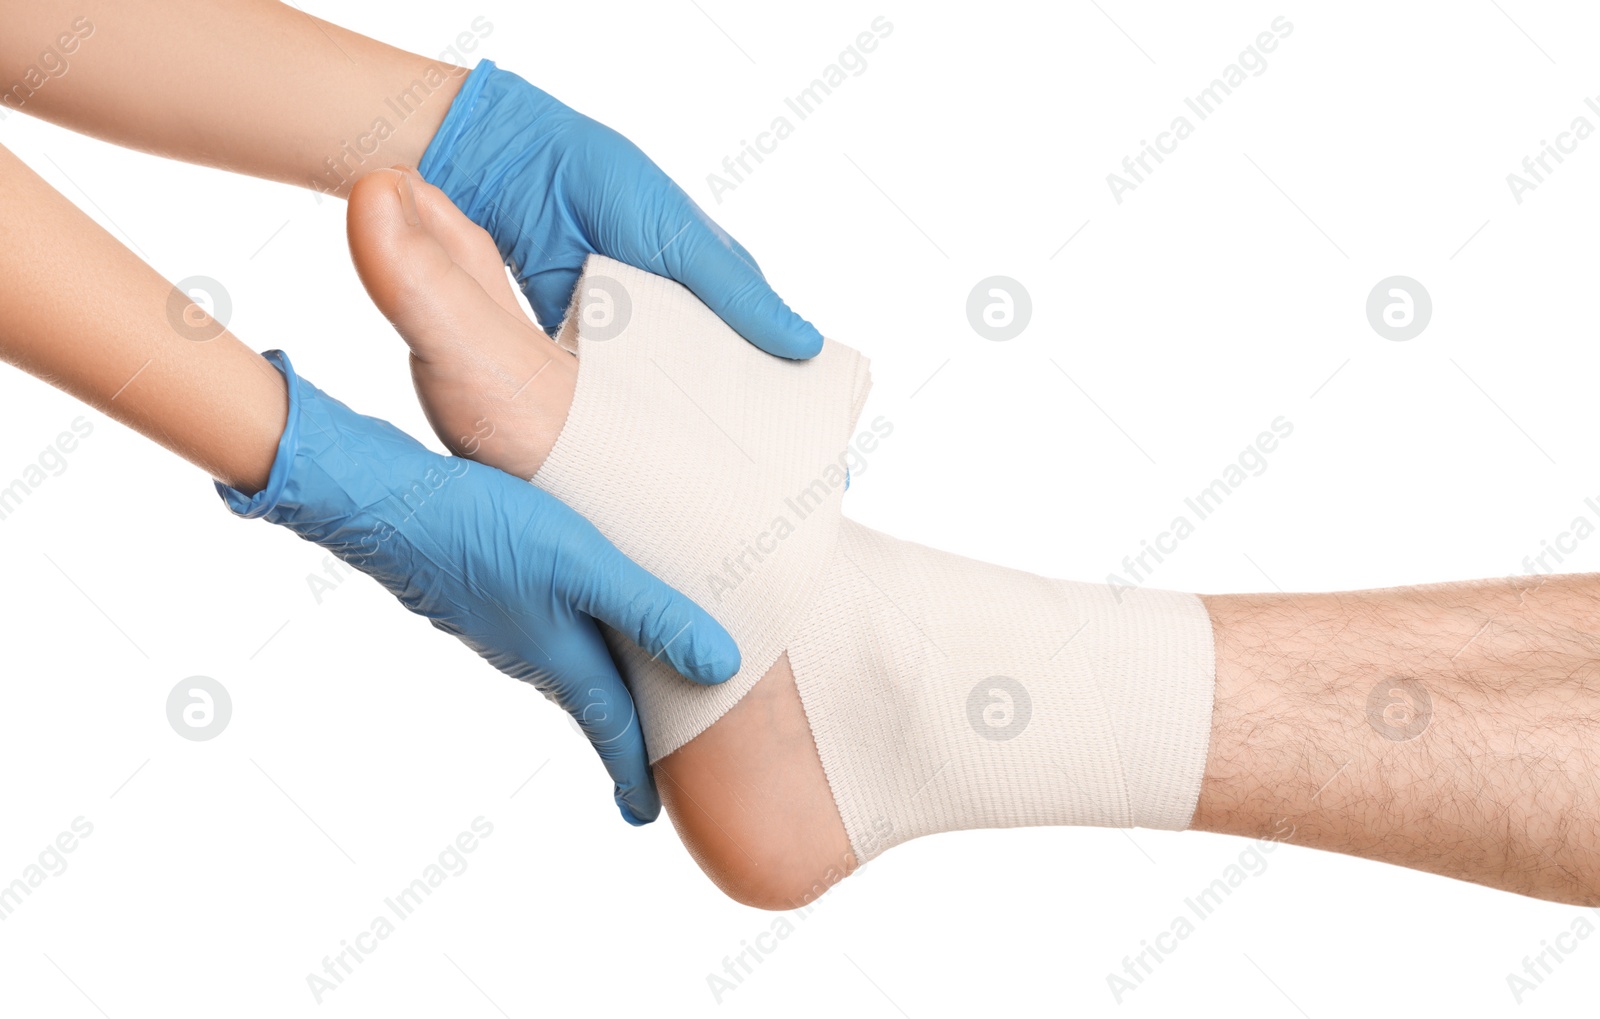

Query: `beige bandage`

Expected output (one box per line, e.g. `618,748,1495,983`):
534,256,871,759
785,521,1216,862
537,256,1216,861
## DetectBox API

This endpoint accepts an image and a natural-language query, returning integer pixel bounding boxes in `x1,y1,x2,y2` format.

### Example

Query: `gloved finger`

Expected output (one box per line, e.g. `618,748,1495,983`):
655,214,822,360
544,621,661,825
558,523,741,685
692,207,764,280
728,235,763,279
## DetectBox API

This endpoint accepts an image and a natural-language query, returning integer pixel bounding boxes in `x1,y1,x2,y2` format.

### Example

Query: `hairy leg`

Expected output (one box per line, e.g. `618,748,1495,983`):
1195,578,1600,905
349,168,1600,910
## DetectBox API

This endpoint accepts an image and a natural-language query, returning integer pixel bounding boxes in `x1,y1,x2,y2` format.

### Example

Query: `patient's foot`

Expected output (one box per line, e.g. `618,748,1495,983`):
347,167,854,909
655,652,857,909
347,166,574,480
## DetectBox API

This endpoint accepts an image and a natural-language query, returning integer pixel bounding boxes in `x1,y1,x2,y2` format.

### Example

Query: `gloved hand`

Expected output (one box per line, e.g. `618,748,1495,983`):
217,351,740,824
418,59,822,360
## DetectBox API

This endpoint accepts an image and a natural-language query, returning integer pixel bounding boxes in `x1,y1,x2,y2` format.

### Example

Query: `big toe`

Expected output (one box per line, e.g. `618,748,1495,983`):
347,167,527,351
348,168,459,333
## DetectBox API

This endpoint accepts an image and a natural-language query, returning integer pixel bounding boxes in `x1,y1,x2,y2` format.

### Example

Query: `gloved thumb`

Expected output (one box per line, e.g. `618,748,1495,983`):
656,214,823,360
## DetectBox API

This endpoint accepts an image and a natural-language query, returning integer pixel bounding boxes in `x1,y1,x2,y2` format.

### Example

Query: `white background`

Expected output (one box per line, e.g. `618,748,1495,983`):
2,1,1598,1015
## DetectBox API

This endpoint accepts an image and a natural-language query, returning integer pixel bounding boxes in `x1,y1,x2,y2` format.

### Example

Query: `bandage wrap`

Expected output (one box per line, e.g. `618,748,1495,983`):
535,256,871,757
787,522,1216,859
538,256,1216,862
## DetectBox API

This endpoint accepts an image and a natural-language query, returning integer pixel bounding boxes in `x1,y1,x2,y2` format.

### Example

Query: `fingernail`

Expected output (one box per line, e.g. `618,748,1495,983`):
396,171,422,228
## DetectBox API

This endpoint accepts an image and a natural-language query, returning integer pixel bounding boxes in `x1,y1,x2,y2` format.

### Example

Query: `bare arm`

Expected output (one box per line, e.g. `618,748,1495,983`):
0,0,464,197
0,0,472,481
0,141,285,492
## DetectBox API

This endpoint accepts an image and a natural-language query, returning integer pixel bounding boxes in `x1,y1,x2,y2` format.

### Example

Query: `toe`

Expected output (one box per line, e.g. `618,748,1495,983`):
393,166,528,323
347,168,459,327
349,168,527,362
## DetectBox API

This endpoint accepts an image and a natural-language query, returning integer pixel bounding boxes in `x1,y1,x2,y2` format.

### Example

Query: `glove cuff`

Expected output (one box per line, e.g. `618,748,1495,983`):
215,349,301,519
417,59,568,289
214,351,440,553
417,58,498,195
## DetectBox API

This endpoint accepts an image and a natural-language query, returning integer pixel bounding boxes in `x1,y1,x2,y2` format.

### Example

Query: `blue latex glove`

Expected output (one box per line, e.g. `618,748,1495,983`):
217,351,740,824
418,59,822,360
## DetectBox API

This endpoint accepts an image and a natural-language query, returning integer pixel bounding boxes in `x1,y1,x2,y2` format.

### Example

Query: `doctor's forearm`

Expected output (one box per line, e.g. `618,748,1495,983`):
0,0,469,198
0,142,286,493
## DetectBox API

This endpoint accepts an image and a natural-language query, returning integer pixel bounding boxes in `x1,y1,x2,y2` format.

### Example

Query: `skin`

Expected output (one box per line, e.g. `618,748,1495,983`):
1197,581,1600,906
8,0,1595,912
1,0,809,830
0,0,463,198
0,141,287,492
347,168,853,908
2,0,921,907
348,169,1600,911
0,0,465,489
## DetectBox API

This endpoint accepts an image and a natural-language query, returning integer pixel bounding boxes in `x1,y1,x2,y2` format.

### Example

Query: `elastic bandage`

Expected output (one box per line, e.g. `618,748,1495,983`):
536,256,1216,862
